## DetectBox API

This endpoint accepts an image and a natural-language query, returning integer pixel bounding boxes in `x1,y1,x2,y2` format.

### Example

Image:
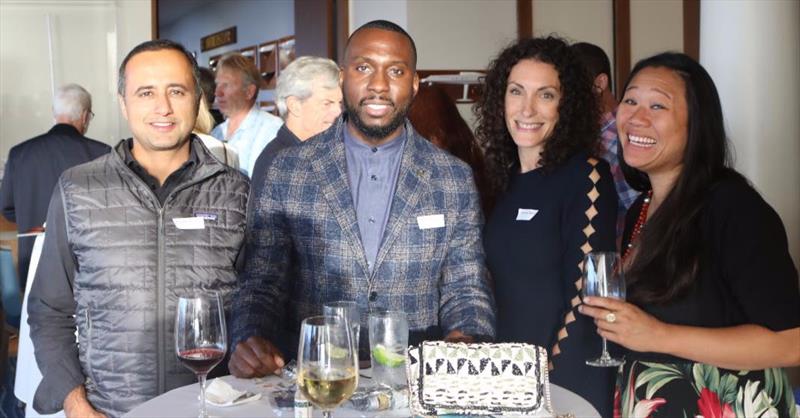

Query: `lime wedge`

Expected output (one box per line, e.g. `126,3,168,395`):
372,344,405,367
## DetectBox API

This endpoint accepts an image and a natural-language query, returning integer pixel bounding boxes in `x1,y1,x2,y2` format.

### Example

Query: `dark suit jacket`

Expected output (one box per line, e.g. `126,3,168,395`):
0,124,109,285
232,117,496,356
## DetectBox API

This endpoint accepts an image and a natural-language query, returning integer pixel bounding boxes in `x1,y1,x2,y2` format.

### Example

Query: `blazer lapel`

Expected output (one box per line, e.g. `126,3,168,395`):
310,120,371,275
372,123,430,276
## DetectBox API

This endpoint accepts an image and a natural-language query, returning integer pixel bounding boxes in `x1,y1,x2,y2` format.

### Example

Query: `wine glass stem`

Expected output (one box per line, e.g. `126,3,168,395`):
323,411,333,418
198,373,208,418
601,337,610,359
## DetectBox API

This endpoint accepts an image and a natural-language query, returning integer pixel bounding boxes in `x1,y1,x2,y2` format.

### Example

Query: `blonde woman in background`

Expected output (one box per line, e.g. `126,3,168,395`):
194,96,239,169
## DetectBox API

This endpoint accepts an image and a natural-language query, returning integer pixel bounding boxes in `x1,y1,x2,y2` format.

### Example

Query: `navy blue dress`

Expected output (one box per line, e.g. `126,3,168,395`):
484,152,618,417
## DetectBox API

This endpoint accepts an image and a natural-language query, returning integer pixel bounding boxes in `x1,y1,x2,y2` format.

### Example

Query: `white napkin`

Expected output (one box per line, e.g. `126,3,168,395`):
203,378,261,407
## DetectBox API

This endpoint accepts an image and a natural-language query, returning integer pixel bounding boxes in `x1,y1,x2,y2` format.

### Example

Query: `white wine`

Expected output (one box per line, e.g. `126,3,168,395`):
298,368,357,410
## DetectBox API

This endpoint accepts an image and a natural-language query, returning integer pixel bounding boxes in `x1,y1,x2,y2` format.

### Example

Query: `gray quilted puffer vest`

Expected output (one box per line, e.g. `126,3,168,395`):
60,139,248,417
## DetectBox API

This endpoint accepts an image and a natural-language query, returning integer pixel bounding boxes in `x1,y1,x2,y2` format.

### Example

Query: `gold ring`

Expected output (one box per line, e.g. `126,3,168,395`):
605,312,617,323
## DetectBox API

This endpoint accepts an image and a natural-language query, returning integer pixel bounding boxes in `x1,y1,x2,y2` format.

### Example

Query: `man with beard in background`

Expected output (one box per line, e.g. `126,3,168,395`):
228,20,496,377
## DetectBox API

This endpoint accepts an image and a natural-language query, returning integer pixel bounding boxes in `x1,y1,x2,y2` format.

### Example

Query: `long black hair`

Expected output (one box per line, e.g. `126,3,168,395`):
475,36,599,198
621,52,744,304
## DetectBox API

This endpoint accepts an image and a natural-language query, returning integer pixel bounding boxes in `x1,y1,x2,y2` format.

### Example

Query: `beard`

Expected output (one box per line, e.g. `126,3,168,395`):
344,96,409,141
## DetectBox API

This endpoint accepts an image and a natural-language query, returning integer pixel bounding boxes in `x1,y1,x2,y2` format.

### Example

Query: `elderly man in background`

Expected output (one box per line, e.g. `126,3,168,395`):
0,84,109,287
250,56,342,200
211,52,282,177
27,39,249,418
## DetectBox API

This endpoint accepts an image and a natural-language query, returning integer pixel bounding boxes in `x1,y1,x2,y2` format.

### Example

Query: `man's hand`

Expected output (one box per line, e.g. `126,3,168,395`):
444,329,475,344
228,336,285,378
64,385,106,418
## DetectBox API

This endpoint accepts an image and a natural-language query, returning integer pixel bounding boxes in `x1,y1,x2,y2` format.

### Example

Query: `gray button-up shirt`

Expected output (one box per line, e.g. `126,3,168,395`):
344,127,406,272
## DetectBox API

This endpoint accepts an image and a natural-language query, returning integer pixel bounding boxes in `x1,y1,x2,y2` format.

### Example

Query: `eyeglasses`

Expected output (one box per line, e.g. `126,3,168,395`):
88,111,95,121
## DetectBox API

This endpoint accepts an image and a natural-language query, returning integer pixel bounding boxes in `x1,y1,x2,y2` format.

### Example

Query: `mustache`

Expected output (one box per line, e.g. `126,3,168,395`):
359,96,395,107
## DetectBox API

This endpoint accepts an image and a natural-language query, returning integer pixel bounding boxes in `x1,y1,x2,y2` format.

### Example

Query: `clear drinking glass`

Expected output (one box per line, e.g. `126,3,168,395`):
582,252,626,367
323,301,361,358
175,291,227,418
297,315,359,418
368,310,409,390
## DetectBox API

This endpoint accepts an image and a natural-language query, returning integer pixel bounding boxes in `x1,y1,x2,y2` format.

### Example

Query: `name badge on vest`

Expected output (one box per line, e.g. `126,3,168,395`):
173,217,205,230
516,208,539,221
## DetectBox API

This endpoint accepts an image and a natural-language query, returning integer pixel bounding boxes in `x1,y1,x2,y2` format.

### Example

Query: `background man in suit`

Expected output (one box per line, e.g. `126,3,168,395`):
229,20,496,378
249,55,342,208
0,84,109,286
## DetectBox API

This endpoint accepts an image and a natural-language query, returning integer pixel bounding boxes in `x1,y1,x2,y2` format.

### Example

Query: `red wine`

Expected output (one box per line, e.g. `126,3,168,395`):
177,348,225,374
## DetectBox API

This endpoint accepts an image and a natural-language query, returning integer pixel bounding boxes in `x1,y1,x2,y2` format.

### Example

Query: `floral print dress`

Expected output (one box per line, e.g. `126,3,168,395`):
617,180,800,418
616,361,797,418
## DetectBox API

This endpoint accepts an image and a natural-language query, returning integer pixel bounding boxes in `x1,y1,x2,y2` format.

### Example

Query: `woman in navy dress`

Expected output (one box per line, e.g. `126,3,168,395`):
477,37,618,416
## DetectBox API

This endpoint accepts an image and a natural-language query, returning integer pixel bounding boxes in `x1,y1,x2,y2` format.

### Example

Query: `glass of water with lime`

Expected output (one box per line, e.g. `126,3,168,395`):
368,310,408,390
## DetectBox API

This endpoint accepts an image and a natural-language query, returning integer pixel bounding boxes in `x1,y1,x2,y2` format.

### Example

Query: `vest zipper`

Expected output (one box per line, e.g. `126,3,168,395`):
84,309,99,387
157,206,166,395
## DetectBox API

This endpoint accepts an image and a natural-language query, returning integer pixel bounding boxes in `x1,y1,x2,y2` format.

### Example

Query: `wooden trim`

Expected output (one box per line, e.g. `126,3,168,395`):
151,0,158,40
517,0,532,39
336,0,349,62
613,0,631,100
683,0,700,60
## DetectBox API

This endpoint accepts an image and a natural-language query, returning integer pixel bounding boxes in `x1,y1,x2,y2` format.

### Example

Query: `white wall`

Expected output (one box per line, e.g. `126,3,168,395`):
0,0,151,158
630,0,683,65
533,0,614,77
349,0,407,34
700,0,800,267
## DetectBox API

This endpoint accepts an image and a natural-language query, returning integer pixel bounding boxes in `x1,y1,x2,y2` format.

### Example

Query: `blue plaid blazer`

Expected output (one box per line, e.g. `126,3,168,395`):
232,117,496,354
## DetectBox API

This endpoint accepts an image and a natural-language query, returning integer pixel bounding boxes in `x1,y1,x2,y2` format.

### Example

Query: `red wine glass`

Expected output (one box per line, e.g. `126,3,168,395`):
175,292,227,418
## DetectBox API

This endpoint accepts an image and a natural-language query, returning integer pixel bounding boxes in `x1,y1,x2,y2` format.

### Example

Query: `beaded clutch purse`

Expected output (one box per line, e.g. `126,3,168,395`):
406,341,553,416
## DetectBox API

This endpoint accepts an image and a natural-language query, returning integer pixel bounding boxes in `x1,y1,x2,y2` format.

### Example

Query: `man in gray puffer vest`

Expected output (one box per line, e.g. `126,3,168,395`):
27,39,249,418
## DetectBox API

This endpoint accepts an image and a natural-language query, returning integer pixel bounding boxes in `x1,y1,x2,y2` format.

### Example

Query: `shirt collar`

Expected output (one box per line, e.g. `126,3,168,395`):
342,123,406,154
122,136,199,172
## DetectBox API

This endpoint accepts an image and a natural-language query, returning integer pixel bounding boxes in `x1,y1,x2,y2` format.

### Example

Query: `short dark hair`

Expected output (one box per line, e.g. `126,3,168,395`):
346,20,417,67
571,42,612,93
117,39,201,101
198,67,216,107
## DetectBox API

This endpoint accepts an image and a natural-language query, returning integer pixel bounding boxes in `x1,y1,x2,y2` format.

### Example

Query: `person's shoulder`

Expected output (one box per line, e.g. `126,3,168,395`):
81,135,112,152
707,172,772,217
59,151,115,184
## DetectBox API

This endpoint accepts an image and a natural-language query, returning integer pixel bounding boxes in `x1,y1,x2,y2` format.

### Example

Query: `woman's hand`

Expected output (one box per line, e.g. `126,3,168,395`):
579,296,671,353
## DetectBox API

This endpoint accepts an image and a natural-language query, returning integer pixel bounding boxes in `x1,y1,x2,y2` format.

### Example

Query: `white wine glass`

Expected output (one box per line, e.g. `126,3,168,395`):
582,252,626,367
297,315,358,418
175,292,227,418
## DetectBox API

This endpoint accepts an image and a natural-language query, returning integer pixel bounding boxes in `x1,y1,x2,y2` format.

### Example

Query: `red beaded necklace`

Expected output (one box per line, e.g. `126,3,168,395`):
622,190,653,262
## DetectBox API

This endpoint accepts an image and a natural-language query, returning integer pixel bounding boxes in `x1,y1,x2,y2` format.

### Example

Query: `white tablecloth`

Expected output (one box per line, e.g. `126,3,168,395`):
124,372,600,417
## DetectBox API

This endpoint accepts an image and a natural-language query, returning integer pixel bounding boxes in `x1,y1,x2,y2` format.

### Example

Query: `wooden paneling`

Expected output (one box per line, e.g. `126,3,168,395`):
151,0,158,40
518,0,532,39
613,0,631,100
683,0,700,60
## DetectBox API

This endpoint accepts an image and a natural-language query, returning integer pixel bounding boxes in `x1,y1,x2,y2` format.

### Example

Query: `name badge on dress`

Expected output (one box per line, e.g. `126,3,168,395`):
173,217,205,230
417,214,445,229
516,208,539,221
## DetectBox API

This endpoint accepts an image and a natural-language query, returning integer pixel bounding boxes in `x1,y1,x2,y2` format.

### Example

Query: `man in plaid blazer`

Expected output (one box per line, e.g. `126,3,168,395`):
229,20,496,377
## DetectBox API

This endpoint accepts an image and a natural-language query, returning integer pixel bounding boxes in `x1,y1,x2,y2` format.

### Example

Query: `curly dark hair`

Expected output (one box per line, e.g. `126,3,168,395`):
475,36,599,195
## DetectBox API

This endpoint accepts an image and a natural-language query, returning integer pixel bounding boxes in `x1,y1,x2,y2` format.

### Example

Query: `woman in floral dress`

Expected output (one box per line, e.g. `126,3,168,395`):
580,52,799,418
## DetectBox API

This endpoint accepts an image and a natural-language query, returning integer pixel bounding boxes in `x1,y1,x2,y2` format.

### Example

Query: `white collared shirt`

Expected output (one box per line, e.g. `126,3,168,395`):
211,105,283,177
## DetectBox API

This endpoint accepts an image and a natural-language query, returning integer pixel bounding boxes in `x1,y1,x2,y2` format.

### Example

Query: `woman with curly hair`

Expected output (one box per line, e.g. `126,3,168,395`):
477,36,617,416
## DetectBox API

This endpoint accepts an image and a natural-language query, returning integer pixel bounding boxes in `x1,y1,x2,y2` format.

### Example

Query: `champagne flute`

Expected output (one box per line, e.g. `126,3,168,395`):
297,315,358,418
582,252,626,367
175,292,227,418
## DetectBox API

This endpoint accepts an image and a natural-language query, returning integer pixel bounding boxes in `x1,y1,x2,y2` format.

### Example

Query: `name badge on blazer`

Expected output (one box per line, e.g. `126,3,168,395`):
173,217,205,230
516,208,539,221
417,214,445,230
